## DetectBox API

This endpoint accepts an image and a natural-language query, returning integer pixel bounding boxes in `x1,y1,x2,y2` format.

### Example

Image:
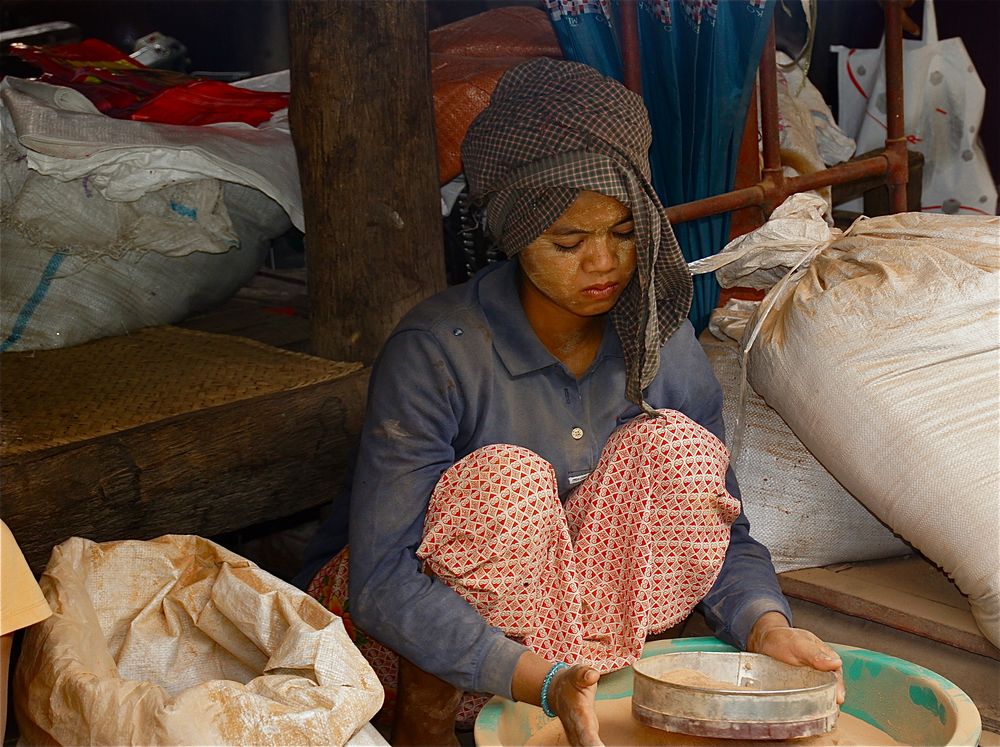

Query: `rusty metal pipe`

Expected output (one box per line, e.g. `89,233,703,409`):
667,156,891,226
787,155,889,194
758,24,781,178
883,0,909,212
666,186,766,225
620,0,642,95
664,3,907,228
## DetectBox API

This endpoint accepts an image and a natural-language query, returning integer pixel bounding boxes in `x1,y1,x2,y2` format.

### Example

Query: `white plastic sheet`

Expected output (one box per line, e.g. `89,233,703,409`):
776,52,856,167
832,0,996,216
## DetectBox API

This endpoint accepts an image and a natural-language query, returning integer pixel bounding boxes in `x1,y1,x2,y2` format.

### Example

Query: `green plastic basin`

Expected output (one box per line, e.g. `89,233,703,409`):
474,637,982,746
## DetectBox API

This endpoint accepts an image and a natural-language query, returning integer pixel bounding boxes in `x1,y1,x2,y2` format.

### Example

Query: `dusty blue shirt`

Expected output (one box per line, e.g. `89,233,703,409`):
304,259,791,698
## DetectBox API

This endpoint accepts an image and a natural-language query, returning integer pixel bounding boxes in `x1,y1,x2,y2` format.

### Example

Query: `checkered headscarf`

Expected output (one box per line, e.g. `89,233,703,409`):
461,57,693,411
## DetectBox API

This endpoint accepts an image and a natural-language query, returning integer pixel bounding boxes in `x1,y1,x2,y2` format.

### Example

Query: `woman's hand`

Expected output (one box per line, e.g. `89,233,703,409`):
512,653,603,746
549,664,603,747
747,612,846,704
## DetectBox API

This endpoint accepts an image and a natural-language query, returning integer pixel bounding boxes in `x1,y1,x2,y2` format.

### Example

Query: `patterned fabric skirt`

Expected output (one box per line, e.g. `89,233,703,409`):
308,409,739,729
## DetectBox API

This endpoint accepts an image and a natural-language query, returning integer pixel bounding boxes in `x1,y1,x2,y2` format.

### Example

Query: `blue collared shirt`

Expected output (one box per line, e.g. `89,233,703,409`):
307,259,791,698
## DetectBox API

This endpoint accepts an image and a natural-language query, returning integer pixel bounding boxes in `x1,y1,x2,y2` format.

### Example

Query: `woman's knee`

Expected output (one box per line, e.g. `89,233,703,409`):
432,444,558,514
615,409,725,455
421,444,566,573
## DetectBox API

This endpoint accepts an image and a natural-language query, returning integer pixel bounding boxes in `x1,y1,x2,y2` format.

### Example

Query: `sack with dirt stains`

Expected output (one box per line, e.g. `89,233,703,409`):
14,535,385,746
0,90,290,353
698,197,1000,648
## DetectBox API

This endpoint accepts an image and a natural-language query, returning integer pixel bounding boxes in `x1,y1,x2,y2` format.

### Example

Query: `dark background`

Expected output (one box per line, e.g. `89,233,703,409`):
2,0,996,188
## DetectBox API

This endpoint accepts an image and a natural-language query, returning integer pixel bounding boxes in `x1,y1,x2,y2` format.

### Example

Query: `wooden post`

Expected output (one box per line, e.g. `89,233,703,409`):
289,0,446,364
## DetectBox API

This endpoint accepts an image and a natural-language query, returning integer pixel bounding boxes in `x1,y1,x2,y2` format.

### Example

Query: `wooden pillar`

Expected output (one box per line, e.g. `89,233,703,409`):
289,0,446,364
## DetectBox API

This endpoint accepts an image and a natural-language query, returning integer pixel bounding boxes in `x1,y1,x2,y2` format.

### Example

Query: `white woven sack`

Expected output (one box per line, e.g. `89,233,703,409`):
14,535,384,746
0,179,288,351
832,0,997,216
701,325,911,573
0,75,304,230
744,211,1000,646
773,53,835,209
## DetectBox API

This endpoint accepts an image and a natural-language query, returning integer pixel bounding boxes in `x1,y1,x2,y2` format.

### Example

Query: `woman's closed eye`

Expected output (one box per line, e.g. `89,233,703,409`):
613,222,636,239
553,240,583,252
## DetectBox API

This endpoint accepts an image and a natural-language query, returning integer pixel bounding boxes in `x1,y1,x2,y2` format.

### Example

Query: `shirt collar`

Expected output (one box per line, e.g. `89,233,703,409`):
478,259,624,378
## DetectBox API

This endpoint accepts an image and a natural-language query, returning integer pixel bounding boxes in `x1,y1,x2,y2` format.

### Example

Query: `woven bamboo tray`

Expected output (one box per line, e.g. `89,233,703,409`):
1,326,362,457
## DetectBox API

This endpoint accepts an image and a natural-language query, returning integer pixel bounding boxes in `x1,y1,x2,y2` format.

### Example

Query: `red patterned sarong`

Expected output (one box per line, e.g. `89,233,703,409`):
309,409,739,727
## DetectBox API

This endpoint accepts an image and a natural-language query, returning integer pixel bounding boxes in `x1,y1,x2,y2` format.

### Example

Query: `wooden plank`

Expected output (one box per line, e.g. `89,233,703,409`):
180,311,311,349
779,563,999,660
289,0,446,364
1,368,369,574
831,556,972,609
211,316,312,351
179,300,281,334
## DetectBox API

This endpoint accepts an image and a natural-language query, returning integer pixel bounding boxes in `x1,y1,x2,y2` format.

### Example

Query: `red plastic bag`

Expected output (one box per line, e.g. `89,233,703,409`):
130,81,289,127
9,39,287,126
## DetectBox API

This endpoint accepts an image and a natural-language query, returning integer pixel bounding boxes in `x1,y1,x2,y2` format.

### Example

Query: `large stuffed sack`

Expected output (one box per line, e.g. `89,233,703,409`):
0,177,287,351
743,210,1000,646
701,322,911,573
14,535,384,746
1,98,289,352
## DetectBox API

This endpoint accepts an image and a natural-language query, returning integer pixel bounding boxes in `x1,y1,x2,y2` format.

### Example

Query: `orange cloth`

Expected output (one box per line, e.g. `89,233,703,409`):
429,7,562,184
1,521,51,636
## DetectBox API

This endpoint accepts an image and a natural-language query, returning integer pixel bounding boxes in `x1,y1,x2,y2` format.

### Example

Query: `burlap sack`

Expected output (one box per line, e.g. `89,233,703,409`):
14,535,384,746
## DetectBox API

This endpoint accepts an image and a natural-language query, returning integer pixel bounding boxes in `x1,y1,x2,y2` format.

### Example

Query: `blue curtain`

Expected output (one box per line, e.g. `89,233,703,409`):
545,0,775,333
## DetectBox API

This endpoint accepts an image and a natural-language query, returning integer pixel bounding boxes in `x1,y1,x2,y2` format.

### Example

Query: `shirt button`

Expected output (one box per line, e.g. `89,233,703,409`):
571,427,584,440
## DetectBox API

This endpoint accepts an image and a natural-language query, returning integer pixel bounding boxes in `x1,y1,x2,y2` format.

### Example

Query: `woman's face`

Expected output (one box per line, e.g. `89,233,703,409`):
518,190,638,319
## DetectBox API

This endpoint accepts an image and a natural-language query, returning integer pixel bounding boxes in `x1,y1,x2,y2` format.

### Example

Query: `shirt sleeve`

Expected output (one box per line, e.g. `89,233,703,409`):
1,521,52,637
347,329,527,697
659,326,793,649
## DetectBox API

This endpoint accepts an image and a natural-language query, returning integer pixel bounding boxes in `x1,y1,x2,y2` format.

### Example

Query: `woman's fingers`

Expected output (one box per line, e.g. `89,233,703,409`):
798,636,846,705
758,628,846,704
553,665,604,747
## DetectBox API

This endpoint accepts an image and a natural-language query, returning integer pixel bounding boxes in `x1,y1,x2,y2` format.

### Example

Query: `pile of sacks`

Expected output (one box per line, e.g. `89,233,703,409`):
692,193,1000,647
0,73,297,352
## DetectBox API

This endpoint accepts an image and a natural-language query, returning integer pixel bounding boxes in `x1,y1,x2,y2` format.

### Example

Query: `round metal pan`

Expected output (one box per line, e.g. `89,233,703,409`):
632,651,839,740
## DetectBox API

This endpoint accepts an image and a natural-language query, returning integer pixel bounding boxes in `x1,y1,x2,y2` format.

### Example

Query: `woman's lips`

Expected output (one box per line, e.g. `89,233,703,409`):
581,282,619,300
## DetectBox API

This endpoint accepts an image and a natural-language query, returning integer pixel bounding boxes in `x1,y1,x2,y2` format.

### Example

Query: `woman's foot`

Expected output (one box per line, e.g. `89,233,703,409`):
391,656,463,746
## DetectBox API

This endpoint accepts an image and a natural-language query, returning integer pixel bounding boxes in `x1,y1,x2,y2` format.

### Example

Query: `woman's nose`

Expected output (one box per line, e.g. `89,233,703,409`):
582,236,617,273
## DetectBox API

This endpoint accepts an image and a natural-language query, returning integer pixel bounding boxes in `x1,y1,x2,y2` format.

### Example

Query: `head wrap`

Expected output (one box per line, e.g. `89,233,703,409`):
461,57,693,411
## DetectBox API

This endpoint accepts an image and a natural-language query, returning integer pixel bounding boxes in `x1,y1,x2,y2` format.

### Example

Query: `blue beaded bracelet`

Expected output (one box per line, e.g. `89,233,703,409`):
540,661,569,718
